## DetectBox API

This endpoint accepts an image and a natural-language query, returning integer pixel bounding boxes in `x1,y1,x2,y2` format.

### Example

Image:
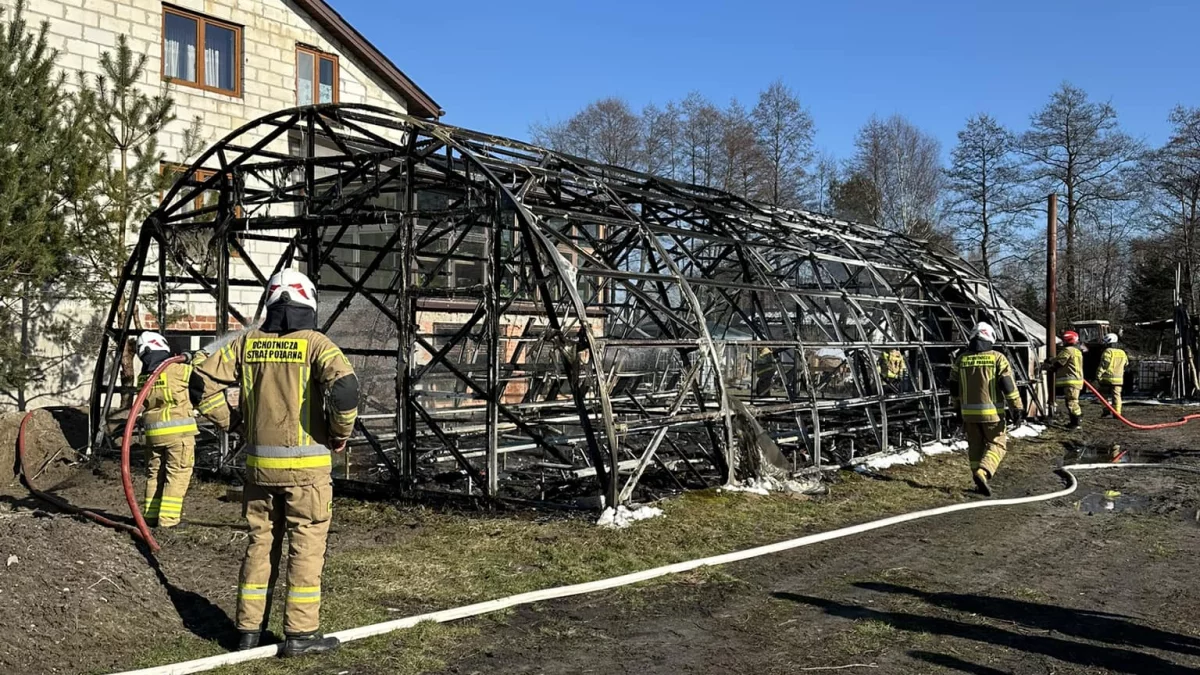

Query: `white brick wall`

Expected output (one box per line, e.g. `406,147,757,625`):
17,0,425,408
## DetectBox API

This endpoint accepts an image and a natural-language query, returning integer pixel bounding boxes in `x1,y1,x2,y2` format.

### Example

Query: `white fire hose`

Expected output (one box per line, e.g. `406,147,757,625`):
112,461,1197,675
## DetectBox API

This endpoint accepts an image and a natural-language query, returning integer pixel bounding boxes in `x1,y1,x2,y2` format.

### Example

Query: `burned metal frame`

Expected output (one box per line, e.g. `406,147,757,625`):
90,104,1044,507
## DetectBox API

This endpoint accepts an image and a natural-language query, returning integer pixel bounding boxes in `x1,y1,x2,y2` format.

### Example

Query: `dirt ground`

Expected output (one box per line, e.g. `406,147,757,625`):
0,402,1198,674
438,404,1200,675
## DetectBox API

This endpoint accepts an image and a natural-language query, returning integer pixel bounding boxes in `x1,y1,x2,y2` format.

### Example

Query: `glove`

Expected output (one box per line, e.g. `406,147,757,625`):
1007,407,1026,426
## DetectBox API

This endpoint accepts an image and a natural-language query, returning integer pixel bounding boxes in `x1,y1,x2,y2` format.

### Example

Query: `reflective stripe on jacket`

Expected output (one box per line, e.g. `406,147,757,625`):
1098,347,1128,385
949,349,1020,424
139,363,198,444
1051,346,1084,387
194,329,358,487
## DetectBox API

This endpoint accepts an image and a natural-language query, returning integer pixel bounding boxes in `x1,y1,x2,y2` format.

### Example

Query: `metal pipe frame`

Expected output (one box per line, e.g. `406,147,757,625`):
90,104,1045,507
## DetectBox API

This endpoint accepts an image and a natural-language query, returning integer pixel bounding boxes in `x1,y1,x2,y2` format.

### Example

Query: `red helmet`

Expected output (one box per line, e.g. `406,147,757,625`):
1062,330,1079,345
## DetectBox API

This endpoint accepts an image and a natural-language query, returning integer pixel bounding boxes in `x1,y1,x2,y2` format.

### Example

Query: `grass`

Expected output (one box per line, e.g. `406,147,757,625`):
130,432,1069,674
833,619,902,655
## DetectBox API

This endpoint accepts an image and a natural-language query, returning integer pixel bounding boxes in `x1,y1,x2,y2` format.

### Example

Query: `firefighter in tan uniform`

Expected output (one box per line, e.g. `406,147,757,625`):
877,348,907,392
191,270,358,657
949,322,1024,496
1096,333,1128,417
136,332,198,528
1043,330,1085,430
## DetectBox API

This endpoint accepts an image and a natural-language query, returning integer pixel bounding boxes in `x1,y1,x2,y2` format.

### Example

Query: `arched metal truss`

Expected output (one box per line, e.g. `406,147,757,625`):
91,104,1044,507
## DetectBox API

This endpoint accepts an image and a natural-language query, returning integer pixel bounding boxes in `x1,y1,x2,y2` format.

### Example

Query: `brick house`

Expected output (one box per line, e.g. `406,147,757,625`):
15,0,441,407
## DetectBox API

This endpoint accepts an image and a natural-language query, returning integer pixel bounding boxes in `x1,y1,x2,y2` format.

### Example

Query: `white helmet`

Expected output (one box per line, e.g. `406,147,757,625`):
265,269,317,311
136,331,170,356
970,322,996,342
1103,333,1119,345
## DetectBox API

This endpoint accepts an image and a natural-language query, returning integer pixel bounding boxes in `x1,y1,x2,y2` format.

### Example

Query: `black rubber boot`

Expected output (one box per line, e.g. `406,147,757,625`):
282,633,340,658
237,631,261,651
1067,413,1081,430
972,469,993,497
1101,409,1112,419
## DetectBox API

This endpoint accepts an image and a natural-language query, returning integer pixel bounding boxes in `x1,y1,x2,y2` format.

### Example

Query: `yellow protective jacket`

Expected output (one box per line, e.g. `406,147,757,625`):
192,329,359,487
949,348,1021,423
1097,347,1128,385
1050,345,1084,388
878,349,906,380
138,362,198,446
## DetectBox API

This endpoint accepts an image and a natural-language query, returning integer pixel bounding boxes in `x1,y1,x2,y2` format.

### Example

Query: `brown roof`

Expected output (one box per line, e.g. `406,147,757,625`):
293,0,443,118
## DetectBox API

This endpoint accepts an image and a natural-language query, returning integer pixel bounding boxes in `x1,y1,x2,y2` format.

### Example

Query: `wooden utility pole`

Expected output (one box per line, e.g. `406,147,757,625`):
1046,194,1058,418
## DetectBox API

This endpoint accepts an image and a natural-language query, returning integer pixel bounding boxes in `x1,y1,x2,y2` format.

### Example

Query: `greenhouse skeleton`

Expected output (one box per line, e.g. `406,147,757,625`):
90,104,1045,508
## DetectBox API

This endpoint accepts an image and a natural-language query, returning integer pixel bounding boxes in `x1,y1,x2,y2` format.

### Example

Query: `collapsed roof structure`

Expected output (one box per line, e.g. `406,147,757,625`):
91,104,1045,507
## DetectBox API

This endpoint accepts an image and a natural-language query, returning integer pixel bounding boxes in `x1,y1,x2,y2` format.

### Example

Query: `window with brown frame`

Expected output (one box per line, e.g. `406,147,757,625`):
296,45,339,105
162,164,245,258
162,5,242,97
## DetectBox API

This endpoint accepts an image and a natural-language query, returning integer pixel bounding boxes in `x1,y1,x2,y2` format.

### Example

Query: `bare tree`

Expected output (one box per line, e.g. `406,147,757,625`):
642,101,681,179
1020,83,1143,319
751,80,814,208
530,97,643,167
717,99,764,198
804,150,839,213
1140,106,1200,309
849,114,942,236
680,92,722,188
946,114,1027,277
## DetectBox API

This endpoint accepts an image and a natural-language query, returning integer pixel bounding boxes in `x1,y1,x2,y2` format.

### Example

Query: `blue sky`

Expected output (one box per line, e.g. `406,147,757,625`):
331,0,1198,162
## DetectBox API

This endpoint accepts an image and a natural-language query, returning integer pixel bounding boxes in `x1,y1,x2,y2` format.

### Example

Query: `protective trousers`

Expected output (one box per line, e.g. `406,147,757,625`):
237,482,333,635
1061,385,1082,416
966,420,1007,478
1101,384,1123,415
143,435,195,527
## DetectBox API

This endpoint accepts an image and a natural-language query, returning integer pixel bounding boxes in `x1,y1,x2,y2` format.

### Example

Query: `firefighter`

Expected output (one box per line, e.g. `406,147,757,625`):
1043,330,1085,430
949,322,1025,496
136,331,198,528
877,348,907,392
1096,333,1128,417
191,269,359,657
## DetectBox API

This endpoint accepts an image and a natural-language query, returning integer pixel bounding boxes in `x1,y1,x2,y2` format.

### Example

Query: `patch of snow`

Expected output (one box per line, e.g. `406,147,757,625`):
1008,423,1046,439
920,439,969,455
865,448,923,469
1128,399,1200,407
720,484,771,496
719,475,825,496
597,504,664,529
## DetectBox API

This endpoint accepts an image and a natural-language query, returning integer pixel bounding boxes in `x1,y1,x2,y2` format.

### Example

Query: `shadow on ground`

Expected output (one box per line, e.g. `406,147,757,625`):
138,543,239,650
775,583,1200,675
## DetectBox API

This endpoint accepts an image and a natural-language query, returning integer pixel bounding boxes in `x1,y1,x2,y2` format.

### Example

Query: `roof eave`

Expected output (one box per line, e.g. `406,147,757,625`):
293,0,443,118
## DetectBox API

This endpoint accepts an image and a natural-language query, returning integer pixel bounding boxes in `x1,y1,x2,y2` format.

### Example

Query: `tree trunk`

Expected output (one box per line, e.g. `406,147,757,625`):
1065,180,1077,321
17,282,31,411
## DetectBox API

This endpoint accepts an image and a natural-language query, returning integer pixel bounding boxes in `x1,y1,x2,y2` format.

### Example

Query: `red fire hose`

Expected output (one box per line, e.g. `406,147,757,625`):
17,410,144,541
1083,380,1200,430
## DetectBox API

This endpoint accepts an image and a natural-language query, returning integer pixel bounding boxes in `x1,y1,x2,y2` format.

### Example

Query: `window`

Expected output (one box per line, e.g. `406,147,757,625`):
296,45,339,105
162,6,241,96
163,164,221,219
162,164,244,258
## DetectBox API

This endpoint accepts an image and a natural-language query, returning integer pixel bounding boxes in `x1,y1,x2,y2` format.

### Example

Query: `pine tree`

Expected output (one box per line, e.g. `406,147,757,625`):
78,35,202,404
0,1,108,409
